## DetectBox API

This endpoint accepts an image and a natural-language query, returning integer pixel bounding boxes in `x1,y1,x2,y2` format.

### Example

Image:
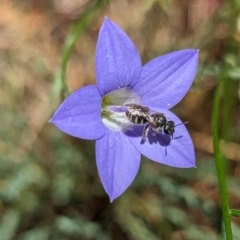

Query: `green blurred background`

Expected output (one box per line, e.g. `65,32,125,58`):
1,0,240,239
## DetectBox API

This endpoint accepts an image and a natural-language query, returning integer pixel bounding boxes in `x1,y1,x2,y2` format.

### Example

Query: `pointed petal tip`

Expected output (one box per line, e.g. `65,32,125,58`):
135,48,199,109
194,49,199,55
103,16,112,25
49,85,106,140
179,48,199,57
187,163,196,169
190,49,199,58
185,48,199,56
49,116,57,124
96,131,141,203
96,16,142,95
109,193,118,203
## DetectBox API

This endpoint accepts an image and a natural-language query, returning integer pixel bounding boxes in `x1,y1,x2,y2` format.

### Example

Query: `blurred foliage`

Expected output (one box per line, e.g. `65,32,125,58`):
1,0,240,239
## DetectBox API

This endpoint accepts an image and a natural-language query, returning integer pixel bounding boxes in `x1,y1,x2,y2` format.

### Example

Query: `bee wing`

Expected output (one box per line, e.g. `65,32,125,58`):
148,108,165,116
124,103,150,112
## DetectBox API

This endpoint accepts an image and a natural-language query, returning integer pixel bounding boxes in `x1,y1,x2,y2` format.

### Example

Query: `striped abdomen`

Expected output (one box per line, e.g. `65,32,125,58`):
126,111,148,125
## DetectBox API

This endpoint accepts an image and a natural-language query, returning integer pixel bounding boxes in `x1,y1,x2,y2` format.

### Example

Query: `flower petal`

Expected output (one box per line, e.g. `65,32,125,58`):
96,130,141,202
133,49,198,109
126,108,195,168
50,85,106,140
96,17,142,96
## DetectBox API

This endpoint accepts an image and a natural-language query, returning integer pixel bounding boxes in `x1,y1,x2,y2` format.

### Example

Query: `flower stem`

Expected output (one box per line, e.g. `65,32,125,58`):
52,0,110,99
230,209,240,217
212,80,233,239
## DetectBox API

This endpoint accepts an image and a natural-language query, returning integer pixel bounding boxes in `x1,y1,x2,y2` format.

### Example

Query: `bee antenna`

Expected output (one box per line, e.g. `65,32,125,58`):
175,121,189,127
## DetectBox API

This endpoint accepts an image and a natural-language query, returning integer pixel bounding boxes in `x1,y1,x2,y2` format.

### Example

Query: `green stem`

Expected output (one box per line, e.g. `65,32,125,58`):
222,81,235,141
52,0,109,99
230,209,240,217
212,81,233,239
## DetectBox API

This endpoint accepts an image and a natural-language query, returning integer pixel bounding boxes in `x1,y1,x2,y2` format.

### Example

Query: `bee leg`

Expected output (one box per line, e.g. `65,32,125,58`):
156,127,163,134
142,124,150,141
150,128,157,136
165,146,168,156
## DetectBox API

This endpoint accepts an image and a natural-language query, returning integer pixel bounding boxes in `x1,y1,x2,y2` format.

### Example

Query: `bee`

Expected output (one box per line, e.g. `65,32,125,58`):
125,103,187,140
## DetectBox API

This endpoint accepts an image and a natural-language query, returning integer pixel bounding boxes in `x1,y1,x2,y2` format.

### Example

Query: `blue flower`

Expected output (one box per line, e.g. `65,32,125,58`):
50,17,198,202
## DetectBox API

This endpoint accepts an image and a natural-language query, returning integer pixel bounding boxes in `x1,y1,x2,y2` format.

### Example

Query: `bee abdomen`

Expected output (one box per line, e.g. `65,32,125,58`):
126,111,148,125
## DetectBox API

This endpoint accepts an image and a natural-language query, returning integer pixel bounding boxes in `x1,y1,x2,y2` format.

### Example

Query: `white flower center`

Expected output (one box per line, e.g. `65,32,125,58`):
101,88,140,132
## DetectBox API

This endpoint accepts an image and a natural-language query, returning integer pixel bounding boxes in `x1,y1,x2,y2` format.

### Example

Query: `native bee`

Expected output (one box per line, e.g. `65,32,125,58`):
125,103,187,140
